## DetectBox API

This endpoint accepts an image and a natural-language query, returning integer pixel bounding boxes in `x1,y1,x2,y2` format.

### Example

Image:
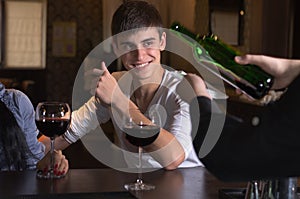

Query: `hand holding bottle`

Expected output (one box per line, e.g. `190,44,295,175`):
235,54,300,90
233,54,300,105
171,22,274,99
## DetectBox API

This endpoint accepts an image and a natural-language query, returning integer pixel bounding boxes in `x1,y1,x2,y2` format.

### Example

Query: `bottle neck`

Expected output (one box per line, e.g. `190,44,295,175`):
170,22,201,41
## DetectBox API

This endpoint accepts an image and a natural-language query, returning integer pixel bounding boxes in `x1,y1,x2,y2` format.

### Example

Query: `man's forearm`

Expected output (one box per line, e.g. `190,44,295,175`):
144,130,185,170
112,96,186,169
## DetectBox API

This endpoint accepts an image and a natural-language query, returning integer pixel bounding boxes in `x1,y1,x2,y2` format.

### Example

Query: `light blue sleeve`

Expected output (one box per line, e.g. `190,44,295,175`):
13,91,45,163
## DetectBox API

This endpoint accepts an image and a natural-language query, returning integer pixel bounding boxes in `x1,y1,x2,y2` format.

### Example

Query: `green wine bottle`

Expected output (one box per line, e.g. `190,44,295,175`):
170,22,274,99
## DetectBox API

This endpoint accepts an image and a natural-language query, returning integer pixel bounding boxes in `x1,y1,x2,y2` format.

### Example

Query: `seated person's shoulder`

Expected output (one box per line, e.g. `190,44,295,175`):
111,71,127,81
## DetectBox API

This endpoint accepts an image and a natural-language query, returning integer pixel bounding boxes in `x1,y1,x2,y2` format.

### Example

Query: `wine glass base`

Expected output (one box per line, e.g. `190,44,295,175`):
124,182,155,191
36,170,66,179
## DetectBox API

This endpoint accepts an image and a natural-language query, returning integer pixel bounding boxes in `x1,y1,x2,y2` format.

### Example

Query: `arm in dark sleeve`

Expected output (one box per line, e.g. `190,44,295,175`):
192,96,243,155
192,96,213,153
193,78,300,181
192,96,266,181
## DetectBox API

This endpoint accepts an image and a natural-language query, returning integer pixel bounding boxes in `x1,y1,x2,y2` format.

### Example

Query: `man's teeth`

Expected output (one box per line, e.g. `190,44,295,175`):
135,63,148,68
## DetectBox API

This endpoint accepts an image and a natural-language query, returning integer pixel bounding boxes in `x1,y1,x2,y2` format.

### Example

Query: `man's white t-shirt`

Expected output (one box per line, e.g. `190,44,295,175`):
64,69,203,168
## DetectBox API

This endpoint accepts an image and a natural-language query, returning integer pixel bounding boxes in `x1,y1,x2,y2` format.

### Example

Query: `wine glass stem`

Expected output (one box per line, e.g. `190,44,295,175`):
50,138,55,175
137,146,143,184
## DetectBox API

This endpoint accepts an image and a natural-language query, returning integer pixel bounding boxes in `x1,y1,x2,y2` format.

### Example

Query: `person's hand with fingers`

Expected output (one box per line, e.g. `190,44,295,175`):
235,54,300,90
95,62,124,107
37,150,69,177
53,150,69,176
234,54,300,104
84,67,104,95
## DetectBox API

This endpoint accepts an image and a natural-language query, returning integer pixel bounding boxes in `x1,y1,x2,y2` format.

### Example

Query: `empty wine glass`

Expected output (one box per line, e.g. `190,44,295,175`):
35,102,71,179
123,117,160,191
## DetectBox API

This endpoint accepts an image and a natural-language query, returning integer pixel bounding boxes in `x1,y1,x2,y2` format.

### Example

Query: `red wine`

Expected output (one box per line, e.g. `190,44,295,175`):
124,124,160,147
36,118,70,138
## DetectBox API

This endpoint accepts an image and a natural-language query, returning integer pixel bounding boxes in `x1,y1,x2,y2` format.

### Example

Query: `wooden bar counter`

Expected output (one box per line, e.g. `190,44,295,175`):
0,167,246,199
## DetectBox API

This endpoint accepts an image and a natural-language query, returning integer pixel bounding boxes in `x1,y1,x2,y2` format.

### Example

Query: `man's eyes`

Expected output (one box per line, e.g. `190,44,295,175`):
120,40,156,51
121,44,135,51
143,41,154,48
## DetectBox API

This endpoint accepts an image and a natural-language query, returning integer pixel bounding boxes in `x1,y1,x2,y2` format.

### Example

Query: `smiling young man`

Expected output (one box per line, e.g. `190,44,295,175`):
40,0,202,170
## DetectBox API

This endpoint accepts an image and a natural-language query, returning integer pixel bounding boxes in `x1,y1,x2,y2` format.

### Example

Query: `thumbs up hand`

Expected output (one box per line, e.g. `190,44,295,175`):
95,62,123,106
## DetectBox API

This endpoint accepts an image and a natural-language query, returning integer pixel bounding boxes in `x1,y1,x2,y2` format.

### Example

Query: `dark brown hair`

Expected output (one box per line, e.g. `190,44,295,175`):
111,0,163,36
0,101,32,170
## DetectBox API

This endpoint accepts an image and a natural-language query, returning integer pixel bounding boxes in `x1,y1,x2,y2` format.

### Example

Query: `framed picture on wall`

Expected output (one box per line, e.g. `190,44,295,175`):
52,21,76,57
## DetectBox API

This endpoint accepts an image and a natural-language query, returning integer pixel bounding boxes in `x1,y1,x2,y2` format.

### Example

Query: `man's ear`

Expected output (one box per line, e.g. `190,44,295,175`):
159,32,167,51
112,39,120,56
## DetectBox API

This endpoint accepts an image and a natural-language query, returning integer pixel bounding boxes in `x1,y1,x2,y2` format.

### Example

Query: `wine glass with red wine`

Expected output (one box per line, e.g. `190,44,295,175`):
123,118,160,191
35,102,71,179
